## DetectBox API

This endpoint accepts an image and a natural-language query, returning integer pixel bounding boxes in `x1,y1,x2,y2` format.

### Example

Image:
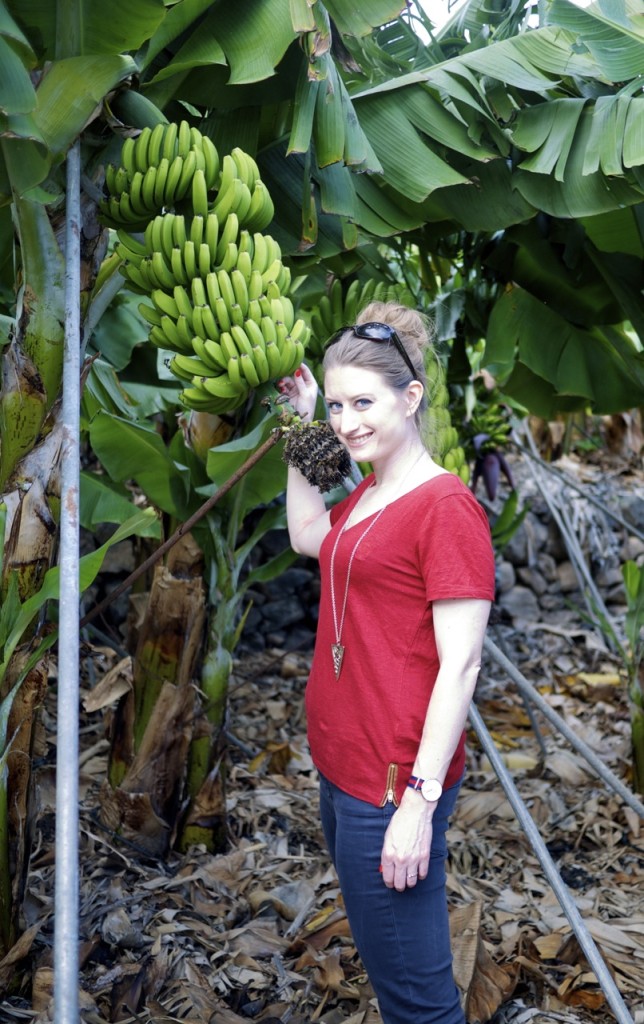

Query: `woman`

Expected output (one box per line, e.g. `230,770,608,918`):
280,302,495,1024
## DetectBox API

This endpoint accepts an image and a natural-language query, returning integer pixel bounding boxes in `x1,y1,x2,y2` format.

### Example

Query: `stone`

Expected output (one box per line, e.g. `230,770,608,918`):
497,585,540,623
556,561,581,593
621,494,644,533
261,596,305,629
536,551,558,582
496,560,516,594
517,565,548,596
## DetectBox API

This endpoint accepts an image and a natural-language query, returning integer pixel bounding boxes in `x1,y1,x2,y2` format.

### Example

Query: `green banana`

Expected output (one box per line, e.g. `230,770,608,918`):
252,344,270,382
204,338,229,371
182,240,197,280
243,317,265,352
190,215,205,248
230,269,249,314
198,242,212,279
200,372,246,400
239,352,260,388
164,154,184,206
170,353,213,381
161,122,178,162
175,150,197,202
219,331,238,363
265,340,282,377
151,289,180,319
236,249,252,285
244,180,274,231
134,127,152,173
201,134,220,189
150,250,175,290
177,120,192,159
205,213,220,257
120,136,136,175
230,324,252,356
201,305,220,342
171,247,188,286
214,296,232,333
192,168,209,220
205,271,221,307
191,276,207,307
217,269,236,310
214,212,239,265
139,302,163,327
174,285,194,324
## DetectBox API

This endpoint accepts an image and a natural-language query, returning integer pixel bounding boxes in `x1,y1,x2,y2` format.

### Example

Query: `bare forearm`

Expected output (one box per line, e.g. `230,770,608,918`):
286,465,330,557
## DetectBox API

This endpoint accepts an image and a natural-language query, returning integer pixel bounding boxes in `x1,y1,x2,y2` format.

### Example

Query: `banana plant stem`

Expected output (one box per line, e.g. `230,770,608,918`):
79,428,283,629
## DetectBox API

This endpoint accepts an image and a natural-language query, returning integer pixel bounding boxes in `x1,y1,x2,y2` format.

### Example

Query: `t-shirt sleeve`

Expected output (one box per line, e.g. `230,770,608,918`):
418,489,496,602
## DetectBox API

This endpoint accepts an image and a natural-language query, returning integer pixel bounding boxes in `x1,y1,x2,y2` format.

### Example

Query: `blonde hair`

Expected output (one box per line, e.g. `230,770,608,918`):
322,301,438,429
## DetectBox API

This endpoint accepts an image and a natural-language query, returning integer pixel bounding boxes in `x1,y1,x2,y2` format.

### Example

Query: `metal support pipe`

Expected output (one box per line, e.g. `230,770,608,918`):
54,139,82,1024
468,701,635,1024
484,636,644,819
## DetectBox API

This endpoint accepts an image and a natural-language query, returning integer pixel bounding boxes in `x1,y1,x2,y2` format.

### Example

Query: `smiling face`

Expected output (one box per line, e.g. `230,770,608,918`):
324,365,422,468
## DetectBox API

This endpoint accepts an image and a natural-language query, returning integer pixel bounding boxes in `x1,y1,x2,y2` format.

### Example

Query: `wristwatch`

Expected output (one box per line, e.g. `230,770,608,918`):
407,775,443,802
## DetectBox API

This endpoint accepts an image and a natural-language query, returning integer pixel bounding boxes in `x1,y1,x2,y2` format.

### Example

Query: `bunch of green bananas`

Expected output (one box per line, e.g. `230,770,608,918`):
307,278,415,362
121,213,308,414
102,122,274,234
424,356,469,483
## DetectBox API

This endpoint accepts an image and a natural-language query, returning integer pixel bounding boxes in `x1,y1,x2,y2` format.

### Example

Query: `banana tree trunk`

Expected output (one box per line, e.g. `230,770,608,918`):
102,534,207,855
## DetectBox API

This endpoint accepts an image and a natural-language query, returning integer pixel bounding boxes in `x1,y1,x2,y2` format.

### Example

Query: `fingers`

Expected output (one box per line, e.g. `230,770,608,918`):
276,363,318,420
380,860,426,891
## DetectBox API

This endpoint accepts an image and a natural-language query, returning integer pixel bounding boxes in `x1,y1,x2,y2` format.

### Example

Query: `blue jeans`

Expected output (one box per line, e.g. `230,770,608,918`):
319,773,465,1024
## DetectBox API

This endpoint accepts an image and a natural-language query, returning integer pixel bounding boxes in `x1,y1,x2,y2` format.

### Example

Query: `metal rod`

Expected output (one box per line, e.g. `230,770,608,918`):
468,701,635,1024
520,428,624,648
513,436,644,544
54,139,82,1024
484,636,644,819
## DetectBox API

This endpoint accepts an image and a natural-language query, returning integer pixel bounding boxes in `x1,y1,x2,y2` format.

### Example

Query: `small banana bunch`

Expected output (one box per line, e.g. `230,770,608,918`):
425,357,469,484
307,278,415,362
121,212,308,414
101,121,274,234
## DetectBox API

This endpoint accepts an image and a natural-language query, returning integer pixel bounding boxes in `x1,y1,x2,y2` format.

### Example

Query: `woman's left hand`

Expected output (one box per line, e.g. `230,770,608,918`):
380,799,433,892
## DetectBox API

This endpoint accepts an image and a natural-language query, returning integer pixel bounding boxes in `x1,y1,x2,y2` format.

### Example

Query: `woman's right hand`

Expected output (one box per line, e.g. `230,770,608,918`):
277,363,319,422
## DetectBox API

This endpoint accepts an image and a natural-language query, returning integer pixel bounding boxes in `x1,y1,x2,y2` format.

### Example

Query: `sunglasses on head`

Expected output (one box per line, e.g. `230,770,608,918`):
326,321,418,381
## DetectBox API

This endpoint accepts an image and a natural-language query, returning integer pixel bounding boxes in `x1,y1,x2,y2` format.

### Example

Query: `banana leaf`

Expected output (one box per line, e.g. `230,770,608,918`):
485,286,644,415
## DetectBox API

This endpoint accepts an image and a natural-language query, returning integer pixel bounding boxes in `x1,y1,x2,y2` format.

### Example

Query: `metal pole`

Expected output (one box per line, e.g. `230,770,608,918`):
484,636,644,819
468,701,635,1024
54,139,82,1024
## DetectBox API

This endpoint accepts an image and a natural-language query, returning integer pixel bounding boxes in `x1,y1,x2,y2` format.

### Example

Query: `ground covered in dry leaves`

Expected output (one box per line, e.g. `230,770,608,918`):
3,624,643,1024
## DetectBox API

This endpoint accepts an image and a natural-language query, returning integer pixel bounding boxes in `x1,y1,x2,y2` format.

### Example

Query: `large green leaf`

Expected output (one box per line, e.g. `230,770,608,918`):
181,0,297,86
484,286,644,414
139,0,215,72
80,471,162,535
5,0,166,60
89,412,193,517
0,38,37,116
324,0,406,38
546,0,644,80
204,415,286,518
35,56,137,153
357,93,467,201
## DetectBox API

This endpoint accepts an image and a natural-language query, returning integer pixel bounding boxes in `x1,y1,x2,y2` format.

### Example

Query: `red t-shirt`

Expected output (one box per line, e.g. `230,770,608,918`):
305,473,496,806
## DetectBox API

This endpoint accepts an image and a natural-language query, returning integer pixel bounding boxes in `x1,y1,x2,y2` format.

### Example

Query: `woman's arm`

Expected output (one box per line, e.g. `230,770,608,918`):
280,365,333,559
380,596,491,891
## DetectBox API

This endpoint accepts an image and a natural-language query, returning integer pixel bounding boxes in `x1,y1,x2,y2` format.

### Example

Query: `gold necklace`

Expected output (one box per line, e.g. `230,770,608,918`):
328,450,426,680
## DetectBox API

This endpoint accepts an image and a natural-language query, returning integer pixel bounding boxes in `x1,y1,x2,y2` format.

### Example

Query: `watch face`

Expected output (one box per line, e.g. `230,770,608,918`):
421,779,443,802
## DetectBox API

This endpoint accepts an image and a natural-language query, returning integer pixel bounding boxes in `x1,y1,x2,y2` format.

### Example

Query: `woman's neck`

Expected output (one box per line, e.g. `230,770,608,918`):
370,444,429,494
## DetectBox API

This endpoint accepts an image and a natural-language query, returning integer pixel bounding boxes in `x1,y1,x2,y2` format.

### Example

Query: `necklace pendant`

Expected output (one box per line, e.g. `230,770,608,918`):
331,642,345,679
